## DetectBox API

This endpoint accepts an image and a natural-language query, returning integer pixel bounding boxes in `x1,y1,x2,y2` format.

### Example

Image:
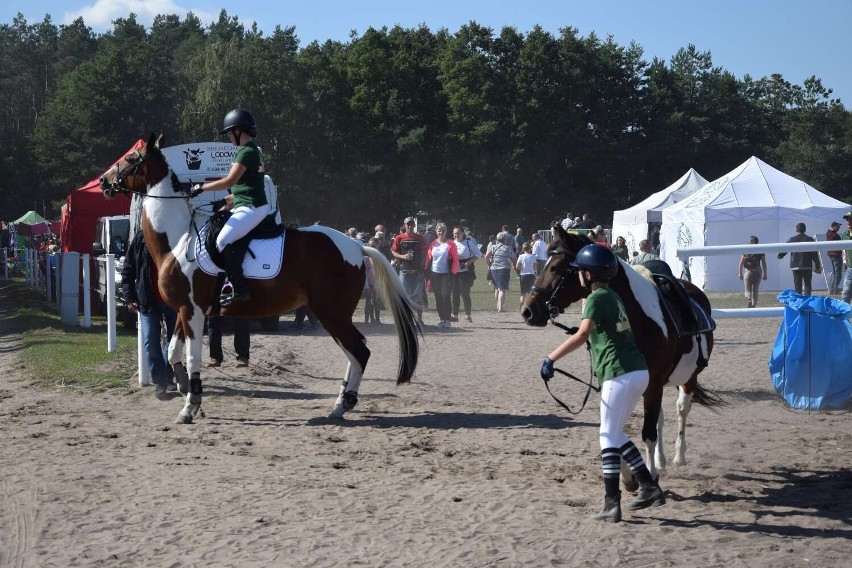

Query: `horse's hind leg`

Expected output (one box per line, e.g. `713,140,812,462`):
323,319,370,419
674,378,697,466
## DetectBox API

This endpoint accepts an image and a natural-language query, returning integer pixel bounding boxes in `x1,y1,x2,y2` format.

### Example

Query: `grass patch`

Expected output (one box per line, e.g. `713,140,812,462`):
1,280,138,390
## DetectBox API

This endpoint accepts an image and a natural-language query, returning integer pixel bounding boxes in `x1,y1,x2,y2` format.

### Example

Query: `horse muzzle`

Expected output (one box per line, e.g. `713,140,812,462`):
99,177,120,198
521,299,549,327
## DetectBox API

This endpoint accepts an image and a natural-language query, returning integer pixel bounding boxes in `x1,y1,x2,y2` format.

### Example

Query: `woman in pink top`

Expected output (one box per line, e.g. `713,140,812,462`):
427,223,459,328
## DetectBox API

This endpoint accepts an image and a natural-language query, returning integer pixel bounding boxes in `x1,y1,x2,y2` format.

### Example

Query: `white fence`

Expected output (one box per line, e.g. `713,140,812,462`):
677,240,849,319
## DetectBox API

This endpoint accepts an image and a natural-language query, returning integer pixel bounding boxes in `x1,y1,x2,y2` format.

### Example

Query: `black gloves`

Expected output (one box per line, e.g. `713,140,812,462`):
189,183,204,198
540,356,555,380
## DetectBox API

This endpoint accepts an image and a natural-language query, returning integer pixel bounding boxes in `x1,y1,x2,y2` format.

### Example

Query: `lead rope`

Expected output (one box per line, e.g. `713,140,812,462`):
543,319,600,415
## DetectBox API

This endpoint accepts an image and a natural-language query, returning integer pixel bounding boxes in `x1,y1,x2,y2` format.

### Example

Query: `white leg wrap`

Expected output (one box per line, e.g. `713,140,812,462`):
655,407,667,472
674,388,693,466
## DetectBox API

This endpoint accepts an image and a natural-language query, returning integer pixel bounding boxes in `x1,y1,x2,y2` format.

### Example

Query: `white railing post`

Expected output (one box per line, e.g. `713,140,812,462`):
106,254,116,352
81,254,92,328
137,318,151,386
60,252,80,325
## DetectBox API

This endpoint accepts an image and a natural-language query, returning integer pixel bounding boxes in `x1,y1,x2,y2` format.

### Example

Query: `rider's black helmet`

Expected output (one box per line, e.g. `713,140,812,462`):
220,108,257,137
570,243,619,281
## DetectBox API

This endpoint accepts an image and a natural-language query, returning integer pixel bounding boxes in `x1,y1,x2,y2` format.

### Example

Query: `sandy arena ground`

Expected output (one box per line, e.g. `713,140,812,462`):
1,297,850,567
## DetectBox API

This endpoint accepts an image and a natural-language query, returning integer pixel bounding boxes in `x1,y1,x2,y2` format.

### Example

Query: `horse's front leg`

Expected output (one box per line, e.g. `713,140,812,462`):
168,328,188,394
673,385,693,466
640,390,664,481
177,310,205,424
655,406,667,472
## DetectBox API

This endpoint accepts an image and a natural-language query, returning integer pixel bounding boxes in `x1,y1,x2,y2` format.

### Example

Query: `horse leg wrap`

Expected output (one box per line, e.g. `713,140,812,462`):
189,373,202,405
342,390,359,411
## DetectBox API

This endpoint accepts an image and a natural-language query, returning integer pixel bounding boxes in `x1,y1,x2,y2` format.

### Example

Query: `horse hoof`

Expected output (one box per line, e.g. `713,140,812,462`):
328,405,346,419
176,412,193,425
622,477,639,493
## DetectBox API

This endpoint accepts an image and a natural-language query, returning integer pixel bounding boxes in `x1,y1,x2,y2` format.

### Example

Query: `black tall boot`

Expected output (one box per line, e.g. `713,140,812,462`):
627,480,666,510
591,492,622,523
221,243,251,305
619,440,666,510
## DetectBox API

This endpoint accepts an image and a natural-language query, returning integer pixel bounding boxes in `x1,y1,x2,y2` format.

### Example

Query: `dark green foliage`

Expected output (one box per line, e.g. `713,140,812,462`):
1,12,850,233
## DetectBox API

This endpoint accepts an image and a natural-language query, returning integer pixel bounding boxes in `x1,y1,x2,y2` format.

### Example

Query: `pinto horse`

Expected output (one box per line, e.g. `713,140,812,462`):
521,226,723,487
100,133,421,424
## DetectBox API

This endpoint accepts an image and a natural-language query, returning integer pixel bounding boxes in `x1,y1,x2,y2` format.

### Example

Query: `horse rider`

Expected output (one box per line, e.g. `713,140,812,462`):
191,109,271,304
539,243,665,523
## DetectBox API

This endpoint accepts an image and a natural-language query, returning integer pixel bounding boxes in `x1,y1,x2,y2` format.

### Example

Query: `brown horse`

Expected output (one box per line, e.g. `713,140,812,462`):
521,225,723,487
100,133,421,424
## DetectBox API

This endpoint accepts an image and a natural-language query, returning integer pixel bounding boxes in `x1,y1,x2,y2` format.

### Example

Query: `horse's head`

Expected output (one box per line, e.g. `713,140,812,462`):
100,133,170,198
521,224,593,326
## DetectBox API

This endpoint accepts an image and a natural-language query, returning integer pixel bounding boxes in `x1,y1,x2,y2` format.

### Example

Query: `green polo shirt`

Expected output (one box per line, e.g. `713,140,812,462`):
582,287,648,384
230,142,267,208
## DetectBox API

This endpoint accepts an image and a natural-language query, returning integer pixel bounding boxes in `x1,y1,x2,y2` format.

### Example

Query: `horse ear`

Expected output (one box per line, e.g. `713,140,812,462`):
155,133,165,150
146,132,157,149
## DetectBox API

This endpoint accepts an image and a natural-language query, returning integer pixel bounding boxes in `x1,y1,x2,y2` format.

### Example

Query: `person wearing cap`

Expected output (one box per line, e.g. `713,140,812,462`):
841,213,852,304
391,216,427,323
826,221,843,295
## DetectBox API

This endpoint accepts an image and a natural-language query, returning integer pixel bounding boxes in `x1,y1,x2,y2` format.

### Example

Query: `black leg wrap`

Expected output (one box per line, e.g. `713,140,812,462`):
189,374,202,404
342,390,359,410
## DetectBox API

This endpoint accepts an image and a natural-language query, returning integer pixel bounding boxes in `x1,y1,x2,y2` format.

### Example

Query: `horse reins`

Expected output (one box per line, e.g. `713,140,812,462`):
542,321,600,415
530,246,600,414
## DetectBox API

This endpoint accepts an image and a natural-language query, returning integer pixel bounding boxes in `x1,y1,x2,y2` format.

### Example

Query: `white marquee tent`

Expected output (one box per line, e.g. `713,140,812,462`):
611,168,708,257
660,156,851,292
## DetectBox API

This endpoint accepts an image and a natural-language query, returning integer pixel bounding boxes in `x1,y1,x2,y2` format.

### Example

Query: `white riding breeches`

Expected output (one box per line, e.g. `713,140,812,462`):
598,369,650,449
216,204,272,252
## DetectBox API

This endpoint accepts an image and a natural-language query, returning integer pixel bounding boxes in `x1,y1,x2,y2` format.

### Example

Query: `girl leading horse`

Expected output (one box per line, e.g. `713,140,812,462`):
100,133,421,424
522,225,723,488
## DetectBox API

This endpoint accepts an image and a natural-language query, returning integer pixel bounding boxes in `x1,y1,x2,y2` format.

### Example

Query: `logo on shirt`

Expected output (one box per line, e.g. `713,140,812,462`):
616,301,631,333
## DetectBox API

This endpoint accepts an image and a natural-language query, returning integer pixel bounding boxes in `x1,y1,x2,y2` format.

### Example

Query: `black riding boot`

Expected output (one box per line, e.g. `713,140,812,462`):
221,244,251,305
591,492,622,523
627,480,666,510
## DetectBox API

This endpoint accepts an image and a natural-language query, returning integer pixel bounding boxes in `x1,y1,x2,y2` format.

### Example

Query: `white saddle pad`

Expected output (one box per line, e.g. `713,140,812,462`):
194,223,285,279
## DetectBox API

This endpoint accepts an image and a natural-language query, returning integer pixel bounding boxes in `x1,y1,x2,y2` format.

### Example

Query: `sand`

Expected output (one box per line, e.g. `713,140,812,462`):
1,297,850,567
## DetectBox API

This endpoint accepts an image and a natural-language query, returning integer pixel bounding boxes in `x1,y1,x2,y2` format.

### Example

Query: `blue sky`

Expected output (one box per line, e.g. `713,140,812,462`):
4,0,851,105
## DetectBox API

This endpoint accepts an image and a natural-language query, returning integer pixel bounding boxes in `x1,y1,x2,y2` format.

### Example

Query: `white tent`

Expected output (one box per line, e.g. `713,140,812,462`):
611,168,708,257
660,156,851,292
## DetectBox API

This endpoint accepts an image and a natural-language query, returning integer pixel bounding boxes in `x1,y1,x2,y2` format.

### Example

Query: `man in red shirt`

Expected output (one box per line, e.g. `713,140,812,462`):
391,216,427,323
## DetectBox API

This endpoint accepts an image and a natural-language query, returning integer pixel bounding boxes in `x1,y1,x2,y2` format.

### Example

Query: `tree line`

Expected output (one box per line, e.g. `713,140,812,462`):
1,10,850,234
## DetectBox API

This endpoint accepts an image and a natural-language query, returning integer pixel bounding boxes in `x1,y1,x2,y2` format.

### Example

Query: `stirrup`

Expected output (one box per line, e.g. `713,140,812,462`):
220,280,250,307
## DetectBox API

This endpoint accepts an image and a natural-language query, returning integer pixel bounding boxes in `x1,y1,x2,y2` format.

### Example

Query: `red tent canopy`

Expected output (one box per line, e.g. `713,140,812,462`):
60,140,142,253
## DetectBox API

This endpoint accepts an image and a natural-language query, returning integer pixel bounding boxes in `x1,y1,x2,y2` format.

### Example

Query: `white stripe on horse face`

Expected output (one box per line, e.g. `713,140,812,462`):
621,260,668,339
300,225,365,268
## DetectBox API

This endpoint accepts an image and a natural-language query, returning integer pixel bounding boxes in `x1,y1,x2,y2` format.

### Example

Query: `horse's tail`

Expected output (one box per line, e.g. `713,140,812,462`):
691,383,729,411
363,247,422,384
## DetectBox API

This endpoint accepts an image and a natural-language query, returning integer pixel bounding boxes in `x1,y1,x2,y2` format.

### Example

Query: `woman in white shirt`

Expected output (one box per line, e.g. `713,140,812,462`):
427,223,459,328
451,226,482,322
515,241,537,309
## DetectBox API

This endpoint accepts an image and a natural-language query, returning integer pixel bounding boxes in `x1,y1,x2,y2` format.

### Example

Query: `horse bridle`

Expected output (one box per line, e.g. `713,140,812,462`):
102,149,189,200
529,245,578,322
